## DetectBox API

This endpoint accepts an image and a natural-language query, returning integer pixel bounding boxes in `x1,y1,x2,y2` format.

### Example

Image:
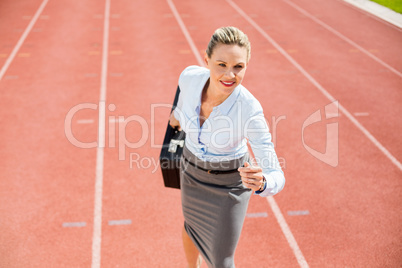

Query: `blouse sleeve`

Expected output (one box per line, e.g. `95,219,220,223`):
173,89,183,121
245,108,285,196
173,65,199,122
173,67,189,121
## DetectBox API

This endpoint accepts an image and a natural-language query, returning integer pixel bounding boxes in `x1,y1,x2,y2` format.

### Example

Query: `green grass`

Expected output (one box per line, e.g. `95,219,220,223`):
370,0,402,13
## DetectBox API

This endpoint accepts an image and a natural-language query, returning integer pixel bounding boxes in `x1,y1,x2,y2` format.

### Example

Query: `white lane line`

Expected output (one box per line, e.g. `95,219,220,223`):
288,210,310,216
108,219,132,226
0,0,49,81
226,0,402,171
4,75,19,80
63,222,87,228
246,212,268,218
267,197,310,268
91,0,110,267
169,0,308,266
166,0,205,67
250,152,307,266
108,117,124,123
354,112,370,117
281,0,402,78
77,119,95,124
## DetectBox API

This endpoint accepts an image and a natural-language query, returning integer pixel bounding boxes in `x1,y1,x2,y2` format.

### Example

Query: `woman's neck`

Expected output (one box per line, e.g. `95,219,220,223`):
202,79,229,107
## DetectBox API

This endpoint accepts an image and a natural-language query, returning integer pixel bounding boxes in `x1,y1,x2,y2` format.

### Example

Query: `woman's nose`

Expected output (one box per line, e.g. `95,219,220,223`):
225,68,235,78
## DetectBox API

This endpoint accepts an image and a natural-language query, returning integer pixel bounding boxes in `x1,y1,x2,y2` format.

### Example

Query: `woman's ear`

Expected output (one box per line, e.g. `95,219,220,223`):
204,53,209,68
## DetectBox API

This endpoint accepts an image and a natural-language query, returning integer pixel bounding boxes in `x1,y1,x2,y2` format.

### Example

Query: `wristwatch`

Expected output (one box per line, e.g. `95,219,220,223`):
258,177,266,192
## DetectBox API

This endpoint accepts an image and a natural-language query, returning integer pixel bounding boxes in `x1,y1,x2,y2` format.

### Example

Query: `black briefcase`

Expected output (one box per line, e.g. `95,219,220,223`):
159,86,186,189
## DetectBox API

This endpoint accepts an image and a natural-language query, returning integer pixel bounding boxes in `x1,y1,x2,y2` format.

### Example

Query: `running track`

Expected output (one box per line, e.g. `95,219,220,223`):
0,0,401,267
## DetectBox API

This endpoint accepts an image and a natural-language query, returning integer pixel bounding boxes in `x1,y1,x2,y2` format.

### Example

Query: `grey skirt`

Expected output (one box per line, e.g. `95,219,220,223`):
180,146,252,268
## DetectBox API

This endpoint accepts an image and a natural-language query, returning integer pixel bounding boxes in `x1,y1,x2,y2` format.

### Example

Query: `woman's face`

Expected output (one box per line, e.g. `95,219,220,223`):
205,43,248,97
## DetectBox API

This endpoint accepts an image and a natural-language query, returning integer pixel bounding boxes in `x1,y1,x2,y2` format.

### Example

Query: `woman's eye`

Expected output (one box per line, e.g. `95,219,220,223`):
235,65,243,69
219,63,226,67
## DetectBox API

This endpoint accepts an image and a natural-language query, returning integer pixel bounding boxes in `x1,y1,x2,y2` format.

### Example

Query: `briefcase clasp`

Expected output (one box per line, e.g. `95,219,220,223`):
168,139,185,153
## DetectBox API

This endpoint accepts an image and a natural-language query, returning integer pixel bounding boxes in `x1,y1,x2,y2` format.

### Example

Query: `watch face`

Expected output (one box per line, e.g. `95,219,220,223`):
260,179,266,191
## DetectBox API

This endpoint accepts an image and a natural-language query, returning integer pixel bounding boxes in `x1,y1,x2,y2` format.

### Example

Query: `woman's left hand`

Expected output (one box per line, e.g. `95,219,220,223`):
238,162,264,192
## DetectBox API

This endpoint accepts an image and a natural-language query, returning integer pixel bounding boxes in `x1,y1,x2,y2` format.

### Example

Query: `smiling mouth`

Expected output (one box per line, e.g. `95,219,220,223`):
220,81,235,87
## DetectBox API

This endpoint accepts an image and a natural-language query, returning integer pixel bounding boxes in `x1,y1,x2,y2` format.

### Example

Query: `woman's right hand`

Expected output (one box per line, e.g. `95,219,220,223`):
169,112,182,131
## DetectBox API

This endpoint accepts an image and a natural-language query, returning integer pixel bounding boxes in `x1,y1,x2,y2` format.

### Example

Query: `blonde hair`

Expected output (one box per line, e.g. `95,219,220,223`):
206,26,251,62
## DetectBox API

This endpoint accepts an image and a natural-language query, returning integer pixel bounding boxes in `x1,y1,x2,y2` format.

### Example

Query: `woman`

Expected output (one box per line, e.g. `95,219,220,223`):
169,26,285,268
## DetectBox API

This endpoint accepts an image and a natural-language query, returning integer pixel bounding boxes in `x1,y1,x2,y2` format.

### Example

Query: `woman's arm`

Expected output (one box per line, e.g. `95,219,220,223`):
242,110,285,196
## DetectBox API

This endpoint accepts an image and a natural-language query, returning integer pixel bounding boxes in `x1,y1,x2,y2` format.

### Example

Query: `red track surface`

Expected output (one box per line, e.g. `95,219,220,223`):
0,0,401,267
